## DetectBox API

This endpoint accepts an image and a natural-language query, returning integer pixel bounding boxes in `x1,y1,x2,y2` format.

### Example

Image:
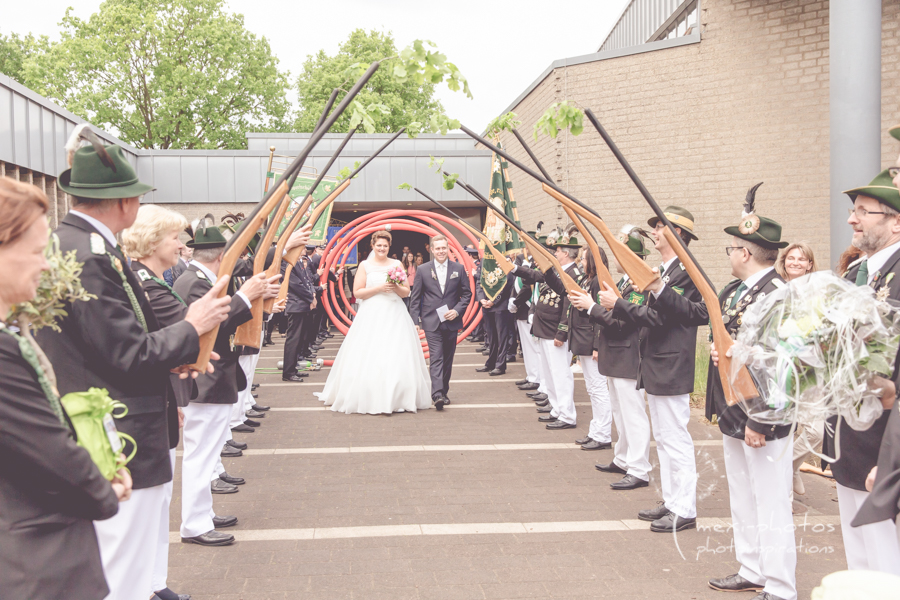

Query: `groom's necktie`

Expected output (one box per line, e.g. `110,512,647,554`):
436,262,446,293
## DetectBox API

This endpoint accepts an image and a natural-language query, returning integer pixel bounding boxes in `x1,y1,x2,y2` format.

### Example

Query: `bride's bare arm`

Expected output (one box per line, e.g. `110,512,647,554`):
353,264,377,300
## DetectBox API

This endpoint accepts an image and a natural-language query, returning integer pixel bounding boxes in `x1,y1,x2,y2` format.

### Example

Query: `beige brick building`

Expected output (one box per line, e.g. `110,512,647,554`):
492,0,900,288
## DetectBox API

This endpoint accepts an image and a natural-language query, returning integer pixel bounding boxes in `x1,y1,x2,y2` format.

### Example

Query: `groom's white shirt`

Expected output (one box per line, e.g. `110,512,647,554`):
435,258,448,293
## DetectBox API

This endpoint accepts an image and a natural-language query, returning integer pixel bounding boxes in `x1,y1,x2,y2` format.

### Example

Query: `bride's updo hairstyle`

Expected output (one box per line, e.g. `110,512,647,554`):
371,230,392,246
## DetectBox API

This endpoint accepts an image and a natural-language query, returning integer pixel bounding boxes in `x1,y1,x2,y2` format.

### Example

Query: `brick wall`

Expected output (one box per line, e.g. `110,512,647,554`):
495,0,900,289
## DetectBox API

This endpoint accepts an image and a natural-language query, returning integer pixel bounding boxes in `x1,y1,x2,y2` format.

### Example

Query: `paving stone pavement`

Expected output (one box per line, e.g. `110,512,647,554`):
168,333,846,599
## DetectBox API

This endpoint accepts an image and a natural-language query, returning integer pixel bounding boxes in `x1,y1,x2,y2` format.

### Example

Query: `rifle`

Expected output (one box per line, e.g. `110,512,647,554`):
584,108,758,407
412,188,515,275
188,61,382,372
459,125,659,292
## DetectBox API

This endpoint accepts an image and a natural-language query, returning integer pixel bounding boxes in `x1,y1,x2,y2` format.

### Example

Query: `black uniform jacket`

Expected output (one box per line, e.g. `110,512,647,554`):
132,260,194,424
0,330,119,600
515,262,583,343
611,258,707,396
704,270,792,440
512,263,533,323
283,257,318,313
568,275,599,356
476,270,516,313
854,398,900,527
824,247,900,491
587,276,643,380
36,213,200,489
173,264,252,404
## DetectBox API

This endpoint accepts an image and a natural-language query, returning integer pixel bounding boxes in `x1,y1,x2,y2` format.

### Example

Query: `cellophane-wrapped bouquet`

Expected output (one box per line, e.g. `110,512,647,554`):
730,271,900,432
386,266,407,285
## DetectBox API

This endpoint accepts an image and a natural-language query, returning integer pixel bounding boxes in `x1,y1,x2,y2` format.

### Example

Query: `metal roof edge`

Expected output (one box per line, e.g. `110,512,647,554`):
493,32,701,123
245,132,473,139
597,0,637,52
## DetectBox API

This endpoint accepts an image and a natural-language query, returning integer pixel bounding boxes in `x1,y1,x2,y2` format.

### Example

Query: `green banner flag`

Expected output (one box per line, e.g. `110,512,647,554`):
276,175,338,244
480,145,524,301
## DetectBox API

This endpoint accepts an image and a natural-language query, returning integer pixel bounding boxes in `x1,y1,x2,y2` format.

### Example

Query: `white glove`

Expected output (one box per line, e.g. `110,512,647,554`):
527,313,533,325
508,298,517,313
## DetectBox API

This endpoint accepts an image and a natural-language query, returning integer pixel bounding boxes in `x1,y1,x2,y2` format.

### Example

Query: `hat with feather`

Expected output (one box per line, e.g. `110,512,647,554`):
724,182,788,249
58,124,155,200
186,214,227,249
548,223,581,248
618,225,652,257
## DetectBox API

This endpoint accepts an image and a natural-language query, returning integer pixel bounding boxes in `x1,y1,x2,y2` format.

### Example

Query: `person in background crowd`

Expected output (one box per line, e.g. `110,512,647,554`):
773,241,821,498
836,244,865,276
281,246,320,382
166,245,192,286
121,205,195,600
36,143,231,600
475,252,515,377
0,177,131,600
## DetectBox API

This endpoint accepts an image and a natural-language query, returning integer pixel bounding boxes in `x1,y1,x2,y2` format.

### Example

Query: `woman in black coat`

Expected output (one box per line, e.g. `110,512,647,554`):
0,177,129,600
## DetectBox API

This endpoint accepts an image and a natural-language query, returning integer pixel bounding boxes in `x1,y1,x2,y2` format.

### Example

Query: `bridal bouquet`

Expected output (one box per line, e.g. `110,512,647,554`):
386,266,407,285
730,272,900,433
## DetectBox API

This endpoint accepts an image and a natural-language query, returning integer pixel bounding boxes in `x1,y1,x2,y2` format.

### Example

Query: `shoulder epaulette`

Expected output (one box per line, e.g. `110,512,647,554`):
90,232,106,255
771,279,785,289
137,269,152,282
196,270,208,280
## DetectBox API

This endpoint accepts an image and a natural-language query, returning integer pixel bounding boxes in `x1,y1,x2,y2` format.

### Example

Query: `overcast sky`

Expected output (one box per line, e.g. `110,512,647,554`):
3,0,630,131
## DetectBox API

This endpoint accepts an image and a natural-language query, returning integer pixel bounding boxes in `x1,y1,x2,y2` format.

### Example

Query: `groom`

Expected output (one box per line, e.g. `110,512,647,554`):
409,234,472,410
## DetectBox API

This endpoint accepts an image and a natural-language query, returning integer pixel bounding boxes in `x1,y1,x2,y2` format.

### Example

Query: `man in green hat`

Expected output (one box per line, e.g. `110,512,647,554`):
702,184,797,600
570,225,655,489
512,228,584,430
595,205,705,533
826,167,900,576
37,138,233,599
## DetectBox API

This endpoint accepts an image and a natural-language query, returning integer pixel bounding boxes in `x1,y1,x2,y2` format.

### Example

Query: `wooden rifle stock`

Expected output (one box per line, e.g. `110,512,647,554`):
558,203,621,299
188,186,286,372
233,186,293,348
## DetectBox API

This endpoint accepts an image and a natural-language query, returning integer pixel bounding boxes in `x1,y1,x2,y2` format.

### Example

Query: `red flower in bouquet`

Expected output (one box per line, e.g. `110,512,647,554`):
386,266,407,285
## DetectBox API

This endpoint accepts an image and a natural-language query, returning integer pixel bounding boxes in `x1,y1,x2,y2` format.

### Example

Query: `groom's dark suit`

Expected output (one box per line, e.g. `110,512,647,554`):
409,259,472,401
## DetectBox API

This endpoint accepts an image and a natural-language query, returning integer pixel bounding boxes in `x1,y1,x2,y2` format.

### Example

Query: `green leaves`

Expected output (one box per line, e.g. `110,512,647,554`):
533,101,584,141
9,233,95,331
348,100,390,134
486,112,521,135
336,161,362,182
428,156,458,190
394,39,473,100
442,173,459,190
397,182,413,191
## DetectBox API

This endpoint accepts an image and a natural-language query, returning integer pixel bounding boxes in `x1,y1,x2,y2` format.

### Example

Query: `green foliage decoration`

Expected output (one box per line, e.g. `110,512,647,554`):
486,112,521,136
533,101,584,140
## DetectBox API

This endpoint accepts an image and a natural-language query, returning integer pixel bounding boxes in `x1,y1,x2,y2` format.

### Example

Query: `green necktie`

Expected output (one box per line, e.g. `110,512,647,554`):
855,260,869,286
659,264,666,277
729,282,748,310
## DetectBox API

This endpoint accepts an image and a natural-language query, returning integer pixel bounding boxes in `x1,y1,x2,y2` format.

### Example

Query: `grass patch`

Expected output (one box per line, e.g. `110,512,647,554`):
690,338,710,410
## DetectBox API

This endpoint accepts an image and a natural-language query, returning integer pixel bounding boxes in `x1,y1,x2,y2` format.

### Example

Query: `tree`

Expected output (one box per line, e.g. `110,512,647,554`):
0,31,43,84
23,0,291,149
295,30,445,134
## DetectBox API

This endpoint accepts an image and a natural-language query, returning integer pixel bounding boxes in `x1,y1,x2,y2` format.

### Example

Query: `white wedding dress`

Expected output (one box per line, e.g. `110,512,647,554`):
315,258,432,414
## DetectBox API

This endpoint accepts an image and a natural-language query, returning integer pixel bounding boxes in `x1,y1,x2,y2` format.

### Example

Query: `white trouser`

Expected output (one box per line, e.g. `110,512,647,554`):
538,338,576,425
608,377,652,480
579,355,611,443
95,485,166,600
150,450,176,594
181,403,232,537
229,353,257,428
517,320,541,384
723,435,797,600
646,392,697,518
835,482,900,575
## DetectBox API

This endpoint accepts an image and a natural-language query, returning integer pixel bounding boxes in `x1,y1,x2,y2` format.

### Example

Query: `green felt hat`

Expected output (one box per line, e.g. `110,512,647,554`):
890,124,900,142
723,182,789,249
619,226,651,256
58,145,155,199
549,235,581,249
844,169,900,213
187,215,227,249
536,235,550,248
220,220,261,253
647,205,698,240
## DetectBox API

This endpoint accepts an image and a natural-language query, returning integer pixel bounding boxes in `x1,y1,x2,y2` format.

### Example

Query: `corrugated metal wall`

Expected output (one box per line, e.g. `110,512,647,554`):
599,0,689,52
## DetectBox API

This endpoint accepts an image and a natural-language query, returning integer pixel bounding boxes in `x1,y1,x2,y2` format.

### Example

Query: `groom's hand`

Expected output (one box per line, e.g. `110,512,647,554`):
444,309,458,320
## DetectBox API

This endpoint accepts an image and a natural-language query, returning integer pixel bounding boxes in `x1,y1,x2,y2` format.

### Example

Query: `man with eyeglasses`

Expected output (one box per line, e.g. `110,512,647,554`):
822,165,900,576
595,206,706,533
704,186,797,600
850,125,900,573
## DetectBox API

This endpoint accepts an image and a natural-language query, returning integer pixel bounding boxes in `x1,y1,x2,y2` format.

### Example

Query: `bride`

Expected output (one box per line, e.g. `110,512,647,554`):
316,230,432,414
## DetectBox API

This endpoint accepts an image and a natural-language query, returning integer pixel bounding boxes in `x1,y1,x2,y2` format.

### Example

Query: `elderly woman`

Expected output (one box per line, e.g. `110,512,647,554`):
0,177,131,599
775,241,818,281
121,204,194,600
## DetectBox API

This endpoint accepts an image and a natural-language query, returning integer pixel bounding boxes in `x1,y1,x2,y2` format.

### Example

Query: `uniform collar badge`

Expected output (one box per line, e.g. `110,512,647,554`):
90,232,106,255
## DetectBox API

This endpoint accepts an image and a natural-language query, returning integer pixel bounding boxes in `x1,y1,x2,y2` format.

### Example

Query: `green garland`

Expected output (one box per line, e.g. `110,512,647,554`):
0,325,70,431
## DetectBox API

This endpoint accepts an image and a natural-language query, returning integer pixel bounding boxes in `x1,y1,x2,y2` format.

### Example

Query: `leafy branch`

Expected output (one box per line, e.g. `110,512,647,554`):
533,101,584,140
397,182,412,191
336,160,362,182
486,112,521,136
428,156,459,190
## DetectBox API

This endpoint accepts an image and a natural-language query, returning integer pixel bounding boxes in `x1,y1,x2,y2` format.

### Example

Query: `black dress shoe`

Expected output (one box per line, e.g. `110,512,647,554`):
443,396,451,405
476,346,487,352
220,444,242,458
251,383,259,391
151,586,191,600
581,440,612,451
749,593,787,600
530,393,549,401
638,502,671,522
226,439,247,450
515,379,529,385
219,471,245,485
595,462,627,474
252,404,270,411
481,349,491,356
263,339,274,346
505,356,516,363
536,404,552,413
546,420,575,430
282,374,308,382
433,397,446,411
650,512,696,533
488,368,505,376
475,366,491,373
325,332,334,338
245,409,265,418
231,424,255,434
518,382,540,391
251,393,258,399
610,474,649,490
210,480,239,494
181,530,235,546
538,415,557,422
535,399,549,407
311,344,324,350
575,436,591,445
244,419,261,428
212,515,238,528
708,574,765,593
